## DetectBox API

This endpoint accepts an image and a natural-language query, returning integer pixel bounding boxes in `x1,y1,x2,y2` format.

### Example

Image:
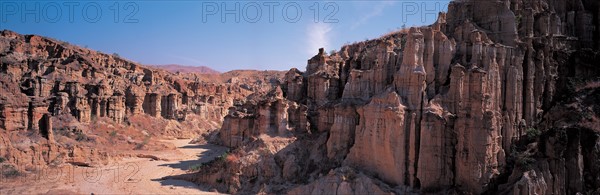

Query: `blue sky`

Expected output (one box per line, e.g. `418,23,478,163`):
1,1,450,72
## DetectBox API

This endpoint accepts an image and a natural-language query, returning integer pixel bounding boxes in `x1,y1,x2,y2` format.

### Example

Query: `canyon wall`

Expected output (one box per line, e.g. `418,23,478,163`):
0,0,598,193
208,0,600,194
0,30,273,169
0,30,244,128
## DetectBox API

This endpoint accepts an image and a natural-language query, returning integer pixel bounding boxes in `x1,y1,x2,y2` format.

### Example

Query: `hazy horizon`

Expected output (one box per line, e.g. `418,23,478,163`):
1,1,449,72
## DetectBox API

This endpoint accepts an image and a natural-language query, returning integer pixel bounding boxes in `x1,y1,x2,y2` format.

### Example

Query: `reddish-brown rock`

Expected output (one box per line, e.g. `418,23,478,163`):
344,90,408,186
201,0,600,194
0,30,270,174
2,0,598,194
288,167,393,195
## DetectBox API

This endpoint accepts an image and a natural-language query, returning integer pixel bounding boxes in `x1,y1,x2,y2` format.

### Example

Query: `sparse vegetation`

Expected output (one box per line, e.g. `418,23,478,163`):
0,157,5,163
526,127,542,140
515,154,536,170
329,50,337,55
187,150,235,173
188,163,205,171
580,108,595,121
380,24,411,39
216,151,229,161
50,153,64,166
75,131,88,142
135,135,151,150
2,164,21,178
585,188,600,195
89,116,99,126
398,33,408,48
109,130,118,143
258,148,271,157
509,145,536,170
112,52,120,58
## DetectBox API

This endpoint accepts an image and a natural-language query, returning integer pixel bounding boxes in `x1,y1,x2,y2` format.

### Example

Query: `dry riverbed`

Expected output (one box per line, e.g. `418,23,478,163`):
0,139,228,195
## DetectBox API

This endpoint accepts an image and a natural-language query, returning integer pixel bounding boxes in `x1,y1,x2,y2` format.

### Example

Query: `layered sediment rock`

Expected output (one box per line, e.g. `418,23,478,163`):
0,29,255,130
288,167,392,195
0,30,268,170
1,0,595,193
219,87,300,148
344,90,408,186
210,0,600,194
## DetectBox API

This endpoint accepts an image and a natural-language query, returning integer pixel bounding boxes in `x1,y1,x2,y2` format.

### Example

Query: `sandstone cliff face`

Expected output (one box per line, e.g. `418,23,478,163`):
287,167,393,195
0,29,255,127
2,0,591,193
0,30,265,170
208,0,600,194
344,90,408,186
218,87,304,148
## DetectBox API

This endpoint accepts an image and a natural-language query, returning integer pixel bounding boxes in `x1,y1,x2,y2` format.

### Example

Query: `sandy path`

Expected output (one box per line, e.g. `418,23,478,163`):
0,139,228,195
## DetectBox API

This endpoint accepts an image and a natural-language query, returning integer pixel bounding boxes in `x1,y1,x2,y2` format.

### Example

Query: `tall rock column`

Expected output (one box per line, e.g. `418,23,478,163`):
125,86,145,116
395,27,427,111
417,98,456,190
502,49,525,150
326,104,358,162
107,95,125,123
161,93,178,119
28,98,49,132
143,93,161,117
454,67,501,193
283,68,305,102
344,90,408,187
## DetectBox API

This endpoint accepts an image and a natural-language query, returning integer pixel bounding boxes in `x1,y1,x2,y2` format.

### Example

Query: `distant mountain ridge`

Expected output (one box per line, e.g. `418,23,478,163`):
149,64,220,74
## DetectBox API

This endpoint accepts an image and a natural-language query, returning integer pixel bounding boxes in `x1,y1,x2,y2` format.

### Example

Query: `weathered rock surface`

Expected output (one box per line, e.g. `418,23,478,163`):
219,87,302,148
2,0,597,193
0,30,276,170
344,90,408,186
205,0,600,194
288,167,393,195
